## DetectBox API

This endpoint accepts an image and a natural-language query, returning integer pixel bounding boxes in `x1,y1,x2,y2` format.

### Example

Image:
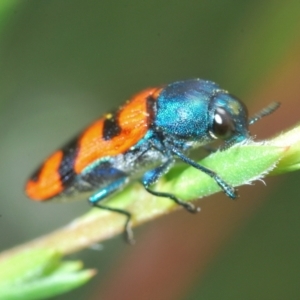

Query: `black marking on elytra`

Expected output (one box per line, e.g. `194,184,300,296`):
146,96,156,126
30,167,42,182
103,112,121,140
58,136,78,187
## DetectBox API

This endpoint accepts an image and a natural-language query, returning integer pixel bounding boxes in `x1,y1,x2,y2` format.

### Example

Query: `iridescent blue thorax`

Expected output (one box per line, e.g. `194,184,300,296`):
154,79,250,148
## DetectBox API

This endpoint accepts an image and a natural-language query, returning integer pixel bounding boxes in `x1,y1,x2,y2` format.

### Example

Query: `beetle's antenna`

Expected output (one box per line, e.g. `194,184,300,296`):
249,102,280,125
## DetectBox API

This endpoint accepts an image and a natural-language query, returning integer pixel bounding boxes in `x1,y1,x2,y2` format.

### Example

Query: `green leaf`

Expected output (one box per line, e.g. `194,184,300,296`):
0,249,95,300
268,124,300,174
166,143,285,201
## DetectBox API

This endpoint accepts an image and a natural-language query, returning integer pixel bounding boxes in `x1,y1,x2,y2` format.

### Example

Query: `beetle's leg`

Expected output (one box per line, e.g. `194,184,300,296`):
171,147,237,199
142,158,200,213
88,176,135,244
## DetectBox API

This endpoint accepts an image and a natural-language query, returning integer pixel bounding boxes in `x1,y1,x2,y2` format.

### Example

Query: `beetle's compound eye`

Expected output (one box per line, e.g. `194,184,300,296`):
211,107,235,139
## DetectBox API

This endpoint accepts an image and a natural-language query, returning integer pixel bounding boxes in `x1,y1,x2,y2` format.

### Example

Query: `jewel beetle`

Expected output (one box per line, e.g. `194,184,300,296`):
25,79,279,242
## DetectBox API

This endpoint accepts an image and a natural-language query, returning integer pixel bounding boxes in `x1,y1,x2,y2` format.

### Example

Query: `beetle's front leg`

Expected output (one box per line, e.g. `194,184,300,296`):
142,157,200,213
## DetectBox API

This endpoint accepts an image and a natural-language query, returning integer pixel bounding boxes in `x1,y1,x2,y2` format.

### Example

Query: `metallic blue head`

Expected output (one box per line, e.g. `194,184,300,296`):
154,79,250,147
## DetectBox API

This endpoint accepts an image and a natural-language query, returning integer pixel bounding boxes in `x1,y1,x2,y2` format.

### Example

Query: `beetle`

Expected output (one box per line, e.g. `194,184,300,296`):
25,79,279,242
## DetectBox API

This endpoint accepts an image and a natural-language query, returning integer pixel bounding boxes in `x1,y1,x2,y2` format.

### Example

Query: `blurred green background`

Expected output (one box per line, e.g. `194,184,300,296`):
1,1,300,299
